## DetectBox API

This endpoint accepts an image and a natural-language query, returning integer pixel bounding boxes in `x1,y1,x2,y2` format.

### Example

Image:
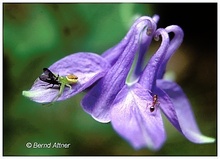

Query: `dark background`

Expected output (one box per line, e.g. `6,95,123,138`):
3,3,217,156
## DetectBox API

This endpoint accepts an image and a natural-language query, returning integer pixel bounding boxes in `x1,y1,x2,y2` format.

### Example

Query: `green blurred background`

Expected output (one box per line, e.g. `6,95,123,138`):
3,3,217,156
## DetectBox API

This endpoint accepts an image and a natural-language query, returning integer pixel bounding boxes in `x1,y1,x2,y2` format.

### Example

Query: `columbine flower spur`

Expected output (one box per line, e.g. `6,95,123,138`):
23,15,215,150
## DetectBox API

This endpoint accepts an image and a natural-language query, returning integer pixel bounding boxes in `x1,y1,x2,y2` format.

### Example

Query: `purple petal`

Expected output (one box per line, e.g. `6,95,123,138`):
138,28,169,90
153,86,182,131
134,15,160,77
81,18,157,123
110,84,166,150
157,79,215,143
102,16,157,66
157,25,184,79
133,24,154,78
23,52,110,103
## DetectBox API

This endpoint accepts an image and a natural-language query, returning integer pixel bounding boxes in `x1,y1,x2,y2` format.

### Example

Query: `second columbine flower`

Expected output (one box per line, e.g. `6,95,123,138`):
82,15,215,150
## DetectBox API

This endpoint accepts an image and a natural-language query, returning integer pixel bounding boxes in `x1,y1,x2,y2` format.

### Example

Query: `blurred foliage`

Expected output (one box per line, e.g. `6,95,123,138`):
3,3,216,156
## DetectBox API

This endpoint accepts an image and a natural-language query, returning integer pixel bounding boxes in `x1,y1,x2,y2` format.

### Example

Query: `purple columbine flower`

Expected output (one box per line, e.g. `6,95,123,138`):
23,14,215,151
81,15,215,150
